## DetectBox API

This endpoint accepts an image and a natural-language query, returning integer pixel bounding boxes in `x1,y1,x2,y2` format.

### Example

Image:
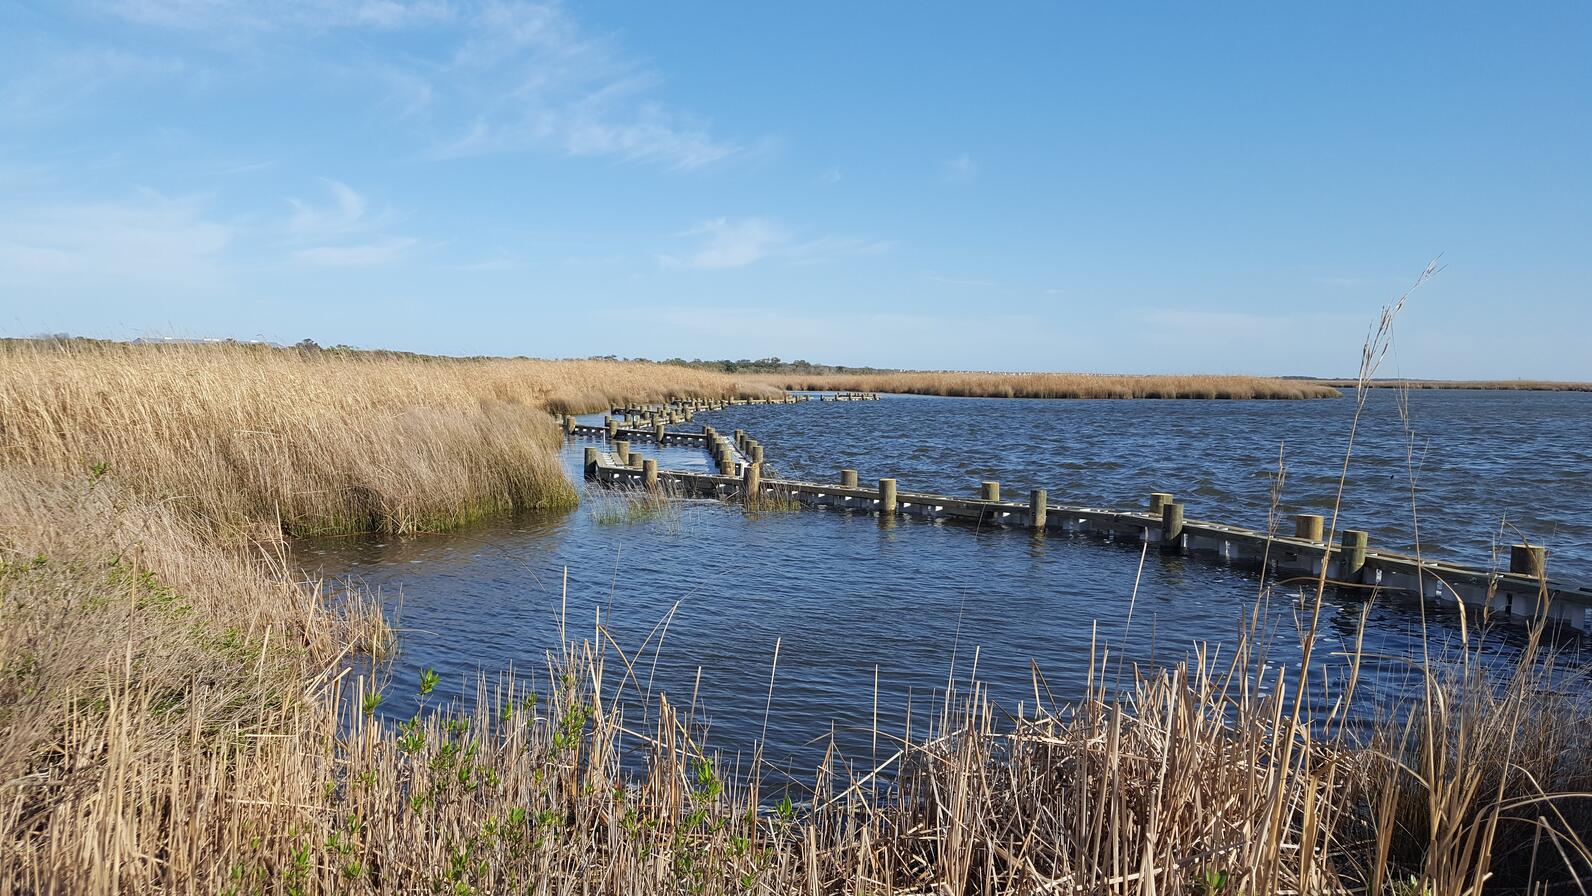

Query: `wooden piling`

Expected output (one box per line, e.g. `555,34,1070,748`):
1149,492,1174,516
654,423,666,443
1161,502,1184,545
1511,544,1547,578
1030,489,1047,530
583,447,599,480
743,463,761,501
563,414,575,434
642,458,658,490
1341,529,1368,578
614,440,630,466
981,481,1000,502
604,416,617,438
751,444,764,465
1295,513,1324,543
840,469,858,488
878,478,897,515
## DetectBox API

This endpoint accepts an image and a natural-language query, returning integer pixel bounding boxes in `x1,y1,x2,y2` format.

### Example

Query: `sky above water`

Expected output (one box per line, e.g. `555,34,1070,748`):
2,2,1589,377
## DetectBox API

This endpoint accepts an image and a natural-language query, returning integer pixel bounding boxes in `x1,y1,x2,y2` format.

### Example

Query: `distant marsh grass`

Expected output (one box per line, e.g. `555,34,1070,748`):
744,370,1343,399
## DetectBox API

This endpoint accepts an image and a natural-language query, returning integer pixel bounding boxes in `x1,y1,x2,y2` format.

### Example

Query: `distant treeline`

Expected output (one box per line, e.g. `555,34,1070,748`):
620,356,904,373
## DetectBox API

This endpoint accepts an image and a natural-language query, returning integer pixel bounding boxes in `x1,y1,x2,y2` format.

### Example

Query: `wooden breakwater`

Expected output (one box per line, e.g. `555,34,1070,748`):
562,396,1592,636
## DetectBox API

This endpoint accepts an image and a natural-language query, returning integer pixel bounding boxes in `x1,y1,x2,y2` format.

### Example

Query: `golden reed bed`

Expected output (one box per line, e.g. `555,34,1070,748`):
743,370,1342,399
1311,378,1592,392
0,339,773,536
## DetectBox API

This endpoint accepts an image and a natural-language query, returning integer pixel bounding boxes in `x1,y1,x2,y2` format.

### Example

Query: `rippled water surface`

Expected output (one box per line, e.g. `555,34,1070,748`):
299,390,1590,774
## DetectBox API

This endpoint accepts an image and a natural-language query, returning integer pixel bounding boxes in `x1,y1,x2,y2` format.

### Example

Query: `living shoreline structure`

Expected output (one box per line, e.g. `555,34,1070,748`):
575,399,1592,635
1,339,1588,893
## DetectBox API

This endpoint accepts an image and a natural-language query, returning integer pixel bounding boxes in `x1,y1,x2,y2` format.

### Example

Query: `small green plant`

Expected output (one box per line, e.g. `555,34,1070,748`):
418,667,440,696
361,691,384,716
775,794,795,822
1197,868,1230,894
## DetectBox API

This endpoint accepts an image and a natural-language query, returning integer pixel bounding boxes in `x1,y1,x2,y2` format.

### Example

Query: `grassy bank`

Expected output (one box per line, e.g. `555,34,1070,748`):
4,336,1590,893
1309,378,1592,392
743,370,1342,399
0,339,773,537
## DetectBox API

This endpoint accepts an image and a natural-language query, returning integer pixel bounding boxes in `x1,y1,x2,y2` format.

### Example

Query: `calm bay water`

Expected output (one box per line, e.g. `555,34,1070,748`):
299,390,1590,778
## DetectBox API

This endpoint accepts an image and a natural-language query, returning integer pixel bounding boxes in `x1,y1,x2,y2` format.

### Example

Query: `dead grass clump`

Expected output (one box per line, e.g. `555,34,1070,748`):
744,370,1342,400
0,466,388,885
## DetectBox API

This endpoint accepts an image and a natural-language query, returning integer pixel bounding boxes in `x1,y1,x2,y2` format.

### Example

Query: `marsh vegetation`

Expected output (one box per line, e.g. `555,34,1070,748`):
1,336,1588,893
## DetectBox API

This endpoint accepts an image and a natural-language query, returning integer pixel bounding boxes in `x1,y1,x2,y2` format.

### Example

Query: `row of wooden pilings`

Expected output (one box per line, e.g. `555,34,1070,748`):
770,470,1552,580
562,393,1551,581
568,395,1586,632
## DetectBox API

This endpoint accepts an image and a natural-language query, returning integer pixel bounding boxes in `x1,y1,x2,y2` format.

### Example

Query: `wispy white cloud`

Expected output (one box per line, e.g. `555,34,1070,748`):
662,218,789,269
93,1,742,170
429,3,738,168
102,0,454,32
292,237,417,267
943,153,978,183
283,179,415,265
287,179,374,237
0,48,193,127
0,190,232,288
659,218,892,270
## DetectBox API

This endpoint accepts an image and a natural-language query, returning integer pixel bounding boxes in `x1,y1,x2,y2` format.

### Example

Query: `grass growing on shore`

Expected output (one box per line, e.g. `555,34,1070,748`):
0,339,772,537
743,370,1342,399
1310,378,1592,392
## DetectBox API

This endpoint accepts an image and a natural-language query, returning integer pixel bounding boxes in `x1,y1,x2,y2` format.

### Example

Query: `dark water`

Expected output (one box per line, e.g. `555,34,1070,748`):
299,390,1590,780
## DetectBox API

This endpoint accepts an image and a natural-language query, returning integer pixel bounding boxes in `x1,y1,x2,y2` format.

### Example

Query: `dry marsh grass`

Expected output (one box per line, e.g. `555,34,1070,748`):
5,315,1592,893
744,370,1342,400
1311,378,1592,392
0,339,770,537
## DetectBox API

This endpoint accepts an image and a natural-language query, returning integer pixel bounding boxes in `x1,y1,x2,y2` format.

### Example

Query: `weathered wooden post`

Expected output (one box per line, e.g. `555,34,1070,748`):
613,440,630,466
981,481,1000,502
583,446,599,480
1295,513,1324,543
654,423,666,444
751,444,764,465
1341,529,1368,578
840,469,858,488
1148,492,1174,516
630,453,644,470
1029,489,1047,530
742,463,761,502
1511,544,1547,578
563,414,576,434
878,478,897,515
642,458,658,490
734,429,746,451
1161,501,1184,545
604,416,617,439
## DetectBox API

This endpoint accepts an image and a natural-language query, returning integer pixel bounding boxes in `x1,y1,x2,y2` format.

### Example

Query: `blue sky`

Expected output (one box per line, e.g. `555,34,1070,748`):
1,2,1588,376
